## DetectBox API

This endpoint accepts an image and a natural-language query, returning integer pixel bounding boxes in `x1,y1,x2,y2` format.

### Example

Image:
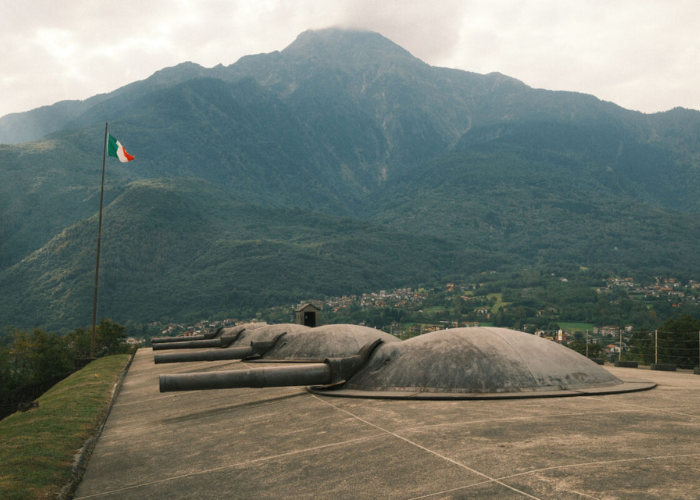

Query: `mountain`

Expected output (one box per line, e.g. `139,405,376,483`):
0,179,489,329
0,62,211,144
1,27,700,329
370,142,700,271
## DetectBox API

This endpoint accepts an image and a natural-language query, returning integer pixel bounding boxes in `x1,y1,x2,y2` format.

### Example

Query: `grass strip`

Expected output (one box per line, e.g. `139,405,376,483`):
0,354,132,500
558,322,596,332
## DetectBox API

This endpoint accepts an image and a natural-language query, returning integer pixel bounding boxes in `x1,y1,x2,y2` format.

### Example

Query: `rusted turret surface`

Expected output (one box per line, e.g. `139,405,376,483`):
151,323,268,351
153,324,309,364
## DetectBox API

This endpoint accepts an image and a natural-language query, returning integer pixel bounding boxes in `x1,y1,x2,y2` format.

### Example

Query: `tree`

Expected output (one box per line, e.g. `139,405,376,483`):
0,342,13,395
657,315,700,367
451,295,463,318
69,319,133,358
626,330,654,365
96,319,132,356
566,339,601,358
0,329,73,392
29,329,73,382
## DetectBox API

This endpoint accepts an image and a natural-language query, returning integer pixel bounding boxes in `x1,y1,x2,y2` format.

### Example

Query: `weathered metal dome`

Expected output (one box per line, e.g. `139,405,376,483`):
311,327,655,399
253,324,400,361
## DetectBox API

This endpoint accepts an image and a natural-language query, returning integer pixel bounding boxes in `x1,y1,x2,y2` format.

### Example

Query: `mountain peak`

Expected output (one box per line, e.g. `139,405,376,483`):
281,27,421,68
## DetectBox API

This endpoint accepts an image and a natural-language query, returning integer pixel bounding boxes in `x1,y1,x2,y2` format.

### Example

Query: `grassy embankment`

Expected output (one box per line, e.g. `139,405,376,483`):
0,354,132,500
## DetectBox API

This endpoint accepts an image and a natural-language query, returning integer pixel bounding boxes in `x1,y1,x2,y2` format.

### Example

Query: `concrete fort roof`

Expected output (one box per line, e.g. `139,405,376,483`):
74,347,700,499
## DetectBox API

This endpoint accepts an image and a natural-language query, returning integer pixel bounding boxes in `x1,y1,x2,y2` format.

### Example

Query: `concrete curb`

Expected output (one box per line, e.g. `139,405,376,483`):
651,363,677,372
614,361,639,368
57,352,135,500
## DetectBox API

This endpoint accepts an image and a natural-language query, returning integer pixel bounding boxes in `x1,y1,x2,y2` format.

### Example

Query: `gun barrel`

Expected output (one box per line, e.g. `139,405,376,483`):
152,326,231,345
154,346,253,364
152,339,224,351
151,335,206,344
159,363,331,392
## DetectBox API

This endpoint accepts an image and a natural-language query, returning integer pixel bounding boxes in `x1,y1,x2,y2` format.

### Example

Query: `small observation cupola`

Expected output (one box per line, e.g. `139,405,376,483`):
296,303,320,328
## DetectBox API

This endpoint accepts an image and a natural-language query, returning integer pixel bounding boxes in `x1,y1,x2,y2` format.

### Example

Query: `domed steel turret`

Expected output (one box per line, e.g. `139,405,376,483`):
152,323,269,351
151,322,267,344
158,324,400,392
159,327,655,398
153,323,308,363
311,328,655,399
250,324,400,361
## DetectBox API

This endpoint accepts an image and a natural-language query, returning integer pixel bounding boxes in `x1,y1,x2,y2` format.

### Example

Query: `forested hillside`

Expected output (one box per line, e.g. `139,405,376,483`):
0,179,490,329
1,28,699,329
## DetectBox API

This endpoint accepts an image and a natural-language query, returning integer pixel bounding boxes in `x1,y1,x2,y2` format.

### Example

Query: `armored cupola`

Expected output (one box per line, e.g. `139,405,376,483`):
159,327,655,398
312,327,655,399
158,324,400,392
154,323,309,364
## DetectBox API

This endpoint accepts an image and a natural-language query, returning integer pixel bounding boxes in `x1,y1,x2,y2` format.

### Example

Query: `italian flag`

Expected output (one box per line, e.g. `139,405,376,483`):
107,134,134,162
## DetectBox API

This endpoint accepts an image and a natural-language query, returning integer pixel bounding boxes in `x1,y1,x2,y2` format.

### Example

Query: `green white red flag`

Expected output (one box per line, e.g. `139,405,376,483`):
107,134,134,162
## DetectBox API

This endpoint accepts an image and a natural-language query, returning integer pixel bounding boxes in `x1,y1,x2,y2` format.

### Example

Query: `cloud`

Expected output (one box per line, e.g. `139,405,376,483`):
1,0,699,118
438,0,700,112
337,0,468,64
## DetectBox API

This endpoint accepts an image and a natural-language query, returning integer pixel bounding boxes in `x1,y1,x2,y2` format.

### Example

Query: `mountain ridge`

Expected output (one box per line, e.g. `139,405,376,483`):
7,27,694,145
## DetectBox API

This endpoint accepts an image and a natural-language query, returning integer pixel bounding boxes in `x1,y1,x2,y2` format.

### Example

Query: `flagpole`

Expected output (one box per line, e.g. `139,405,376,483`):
90,123,109,358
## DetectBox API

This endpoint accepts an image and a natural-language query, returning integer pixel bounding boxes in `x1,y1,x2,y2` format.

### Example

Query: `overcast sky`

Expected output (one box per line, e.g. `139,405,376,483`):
2,0,699,118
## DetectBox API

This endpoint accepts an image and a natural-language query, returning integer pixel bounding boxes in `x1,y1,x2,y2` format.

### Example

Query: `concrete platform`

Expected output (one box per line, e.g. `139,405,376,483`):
74,349,700,500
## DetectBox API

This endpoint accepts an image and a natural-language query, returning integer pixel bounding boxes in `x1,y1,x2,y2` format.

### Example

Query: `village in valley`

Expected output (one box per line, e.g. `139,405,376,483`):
140,273,700,362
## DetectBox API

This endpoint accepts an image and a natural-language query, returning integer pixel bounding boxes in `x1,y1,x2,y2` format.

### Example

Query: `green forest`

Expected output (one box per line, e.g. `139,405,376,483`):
0,320,135,409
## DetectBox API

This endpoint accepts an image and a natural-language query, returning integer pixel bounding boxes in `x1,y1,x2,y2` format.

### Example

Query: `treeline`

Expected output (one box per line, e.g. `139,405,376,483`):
463,269,700,332
0,319,135,398
625,316,700,368
308,268,700,338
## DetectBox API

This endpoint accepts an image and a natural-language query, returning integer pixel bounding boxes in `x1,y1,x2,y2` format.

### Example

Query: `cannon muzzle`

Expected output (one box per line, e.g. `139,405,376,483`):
159,339,384,393
154,333,287,364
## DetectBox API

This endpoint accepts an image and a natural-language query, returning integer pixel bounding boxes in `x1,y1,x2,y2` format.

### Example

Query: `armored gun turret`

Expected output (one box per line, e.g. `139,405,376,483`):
150,322,266,344
153,323,309,364
151,323,268,351
159,327,655,398
160,338,382,392
154,324,399,364
158,324,401,391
